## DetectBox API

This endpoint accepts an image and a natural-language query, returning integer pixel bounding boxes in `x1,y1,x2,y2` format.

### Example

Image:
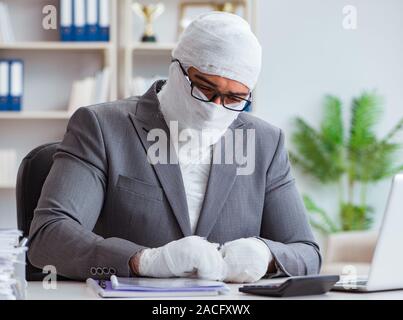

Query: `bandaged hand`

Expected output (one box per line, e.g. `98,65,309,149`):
137,236,227,280
220,238,272,283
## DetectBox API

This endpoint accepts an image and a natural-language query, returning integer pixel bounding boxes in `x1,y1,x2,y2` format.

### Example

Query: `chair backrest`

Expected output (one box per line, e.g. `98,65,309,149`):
16,142,60,281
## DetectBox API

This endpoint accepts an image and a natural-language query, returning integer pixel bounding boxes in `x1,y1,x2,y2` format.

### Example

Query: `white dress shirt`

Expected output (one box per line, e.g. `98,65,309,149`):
177,145,212,234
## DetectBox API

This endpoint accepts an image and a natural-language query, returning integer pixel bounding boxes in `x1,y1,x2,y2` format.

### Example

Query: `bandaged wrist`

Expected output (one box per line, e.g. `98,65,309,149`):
138,247,174,278
250,237,273,269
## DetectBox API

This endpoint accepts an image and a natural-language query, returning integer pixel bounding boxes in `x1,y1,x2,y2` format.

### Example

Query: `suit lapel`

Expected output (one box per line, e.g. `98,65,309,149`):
195,119,247,238
128,81,192,237
128,80,250,238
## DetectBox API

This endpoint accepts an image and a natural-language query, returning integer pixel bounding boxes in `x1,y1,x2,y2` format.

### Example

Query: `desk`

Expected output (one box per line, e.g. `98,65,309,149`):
26,279,403,300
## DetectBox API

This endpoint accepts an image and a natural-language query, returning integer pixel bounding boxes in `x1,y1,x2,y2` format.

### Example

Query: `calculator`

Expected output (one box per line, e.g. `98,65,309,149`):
239,275,340,297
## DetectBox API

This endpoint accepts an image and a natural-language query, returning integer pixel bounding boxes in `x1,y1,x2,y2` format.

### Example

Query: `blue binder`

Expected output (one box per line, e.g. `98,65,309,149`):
60,0,74,41
86,0,98,41
9,60,23,112
98,0,110,41
0,60,10,111
73,0,87,41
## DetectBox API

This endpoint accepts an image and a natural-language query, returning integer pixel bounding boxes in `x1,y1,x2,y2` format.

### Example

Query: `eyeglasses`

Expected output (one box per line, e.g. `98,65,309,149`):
172,59,252,112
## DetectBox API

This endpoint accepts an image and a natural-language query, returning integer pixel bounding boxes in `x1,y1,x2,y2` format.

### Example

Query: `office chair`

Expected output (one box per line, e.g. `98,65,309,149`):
16,142,61,281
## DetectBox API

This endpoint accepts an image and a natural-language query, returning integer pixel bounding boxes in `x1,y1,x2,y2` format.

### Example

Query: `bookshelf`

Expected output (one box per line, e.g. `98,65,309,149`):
0,42,112,50
0,0,118,228
0,183,15,189
0,111,71,120
0,0,258,228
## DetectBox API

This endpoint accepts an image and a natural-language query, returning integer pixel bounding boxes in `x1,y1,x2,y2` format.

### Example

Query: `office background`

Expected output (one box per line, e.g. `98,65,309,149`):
255,0,403,233
0,0,402,270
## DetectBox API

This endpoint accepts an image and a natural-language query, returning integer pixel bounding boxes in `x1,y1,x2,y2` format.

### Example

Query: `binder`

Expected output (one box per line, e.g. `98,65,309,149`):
60,0,74,41
73,0,87,41
86,0,98,41
86,276,229,298
0,60,9,111
9,60,23,112
0,3,15,43
98,0,110,41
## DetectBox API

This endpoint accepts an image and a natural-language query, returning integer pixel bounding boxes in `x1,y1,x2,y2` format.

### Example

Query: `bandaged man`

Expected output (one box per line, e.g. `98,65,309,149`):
28,12,321,283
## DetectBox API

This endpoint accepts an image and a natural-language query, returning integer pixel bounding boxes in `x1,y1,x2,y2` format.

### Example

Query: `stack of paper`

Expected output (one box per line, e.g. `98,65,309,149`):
0,149,17,186
0,229,27,300
0,2,15,43
68,67,110,114
87,275,229,298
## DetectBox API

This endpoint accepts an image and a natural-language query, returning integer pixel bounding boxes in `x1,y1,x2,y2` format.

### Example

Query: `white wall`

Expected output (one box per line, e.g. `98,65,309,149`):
255,0,403,231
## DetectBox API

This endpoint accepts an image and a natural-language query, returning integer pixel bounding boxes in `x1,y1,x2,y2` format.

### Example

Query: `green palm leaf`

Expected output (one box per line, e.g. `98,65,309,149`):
321,95,344,147
303,195,340,233
348,91,382,151
291,116,344,183
348,91,383,181
291,118,331,182
291,91,403,234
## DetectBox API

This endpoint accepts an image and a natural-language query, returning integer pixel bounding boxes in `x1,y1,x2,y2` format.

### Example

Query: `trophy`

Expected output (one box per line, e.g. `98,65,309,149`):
214,2,238,14
132,2,165,42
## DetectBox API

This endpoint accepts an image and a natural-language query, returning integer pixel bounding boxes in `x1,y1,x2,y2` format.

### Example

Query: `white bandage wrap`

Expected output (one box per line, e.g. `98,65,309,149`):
173,11,262,90
138,236,227,281
220,237,273,283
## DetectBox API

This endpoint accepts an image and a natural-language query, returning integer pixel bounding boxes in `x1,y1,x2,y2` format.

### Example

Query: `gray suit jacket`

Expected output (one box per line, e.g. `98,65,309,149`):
28,80,321,280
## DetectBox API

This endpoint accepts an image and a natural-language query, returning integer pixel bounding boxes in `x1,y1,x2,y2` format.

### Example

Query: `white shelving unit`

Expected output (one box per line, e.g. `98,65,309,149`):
131,42,176,50
0,183,16,189
0,42,112,51
0,111,71,120
121,0,177,97
0,0,118,228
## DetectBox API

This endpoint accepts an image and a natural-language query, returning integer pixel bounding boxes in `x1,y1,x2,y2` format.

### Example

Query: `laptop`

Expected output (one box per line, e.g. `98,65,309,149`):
332,174,403,292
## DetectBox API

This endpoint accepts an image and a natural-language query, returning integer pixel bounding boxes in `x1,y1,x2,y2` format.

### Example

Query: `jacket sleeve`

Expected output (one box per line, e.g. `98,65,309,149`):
28,107,147,280
259,129,322,277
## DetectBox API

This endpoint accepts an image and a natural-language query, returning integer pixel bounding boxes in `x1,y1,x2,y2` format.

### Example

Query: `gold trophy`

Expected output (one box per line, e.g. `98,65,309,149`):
132,2,165,42
214,2,238,13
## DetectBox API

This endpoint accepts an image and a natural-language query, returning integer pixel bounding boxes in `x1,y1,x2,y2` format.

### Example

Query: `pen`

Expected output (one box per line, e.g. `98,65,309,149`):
19,237,28,248
99,280,106,289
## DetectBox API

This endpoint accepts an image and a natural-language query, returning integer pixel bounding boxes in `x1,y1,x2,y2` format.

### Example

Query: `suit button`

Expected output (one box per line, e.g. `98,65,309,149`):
90,267,97,275
103,267,109,275
96,267,103,275
110,268,116,275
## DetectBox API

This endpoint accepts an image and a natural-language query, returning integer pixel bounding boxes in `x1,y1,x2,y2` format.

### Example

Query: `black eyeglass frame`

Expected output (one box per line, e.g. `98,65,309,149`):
172,59,252,112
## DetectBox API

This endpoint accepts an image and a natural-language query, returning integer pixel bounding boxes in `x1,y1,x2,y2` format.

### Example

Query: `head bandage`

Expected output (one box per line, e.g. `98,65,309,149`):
172,11,262,90
158,11,262,147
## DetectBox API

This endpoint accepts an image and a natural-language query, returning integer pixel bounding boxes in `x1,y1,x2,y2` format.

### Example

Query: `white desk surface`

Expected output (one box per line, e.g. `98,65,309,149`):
26,279,403,300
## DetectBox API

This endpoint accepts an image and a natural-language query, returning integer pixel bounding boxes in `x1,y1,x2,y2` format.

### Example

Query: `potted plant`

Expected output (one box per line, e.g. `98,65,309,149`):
290,91,403,270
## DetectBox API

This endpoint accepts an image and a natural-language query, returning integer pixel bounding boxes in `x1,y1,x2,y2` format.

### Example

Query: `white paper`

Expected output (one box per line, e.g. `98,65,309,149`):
0,229,27,300
0,150,17,185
